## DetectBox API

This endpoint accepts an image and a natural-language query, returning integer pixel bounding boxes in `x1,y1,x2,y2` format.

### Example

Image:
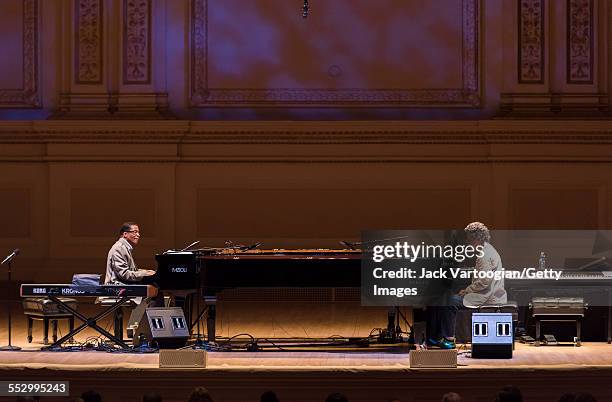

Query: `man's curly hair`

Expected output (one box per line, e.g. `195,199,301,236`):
464,221,491,243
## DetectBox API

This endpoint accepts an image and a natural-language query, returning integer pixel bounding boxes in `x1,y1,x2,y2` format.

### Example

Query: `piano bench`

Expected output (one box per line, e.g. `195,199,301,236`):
531,297,585,346
22,298,77,345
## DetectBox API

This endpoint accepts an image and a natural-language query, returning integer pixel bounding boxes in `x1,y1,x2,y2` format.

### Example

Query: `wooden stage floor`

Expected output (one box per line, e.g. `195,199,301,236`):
2,343,612,402
2,304,612,402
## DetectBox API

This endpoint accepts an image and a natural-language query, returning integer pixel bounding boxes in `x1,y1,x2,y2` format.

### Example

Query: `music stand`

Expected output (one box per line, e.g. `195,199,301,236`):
0,252,21,351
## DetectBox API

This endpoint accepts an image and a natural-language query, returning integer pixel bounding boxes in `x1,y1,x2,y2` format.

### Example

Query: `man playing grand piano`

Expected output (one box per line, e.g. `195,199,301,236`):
426,222,507,349
103,222,160,339
104,222,156,285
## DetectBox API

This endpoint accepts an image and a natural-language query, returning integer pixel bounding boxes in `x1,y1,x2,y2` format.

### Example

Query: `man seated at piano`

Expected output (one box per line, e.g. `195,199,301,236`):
104,222,156,285
103,222,162,339
460,221,507,307
426,222,507,349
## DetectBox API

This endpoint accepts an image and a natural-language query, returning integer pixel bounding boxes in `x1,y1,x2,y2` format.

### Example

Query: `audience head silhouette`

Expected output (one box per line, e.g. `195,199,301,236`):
260,391,279,402
325,393,348,402
142,392,162,402
441,392,463,402
495,385,523,402
81,391,102,402
574,393,598,402
187,387,213,402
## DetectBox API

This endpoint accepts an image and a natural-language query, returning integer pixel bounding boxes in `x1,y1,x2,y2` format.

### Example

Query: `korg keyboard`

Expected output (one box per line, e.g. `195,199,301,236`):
19,283,157,350
20,284,157,298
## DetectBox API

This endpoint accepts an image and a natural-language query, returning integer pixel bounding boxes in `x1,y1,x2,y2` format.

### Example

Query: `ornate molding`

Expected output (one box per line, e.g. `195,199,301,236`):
52,92,172,119
0,0,40,108
2,121,612,145
123,0,151,85
567,0,594,84
499,92,608,116
518,0,544,83
75,0,104,84
190,0,480,108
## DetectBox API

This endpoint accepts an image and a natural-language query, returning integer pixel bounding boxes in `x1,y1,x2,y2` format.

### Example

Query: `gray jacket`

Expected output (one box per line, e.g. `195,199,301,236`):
104,238,148,284
463,242,507,307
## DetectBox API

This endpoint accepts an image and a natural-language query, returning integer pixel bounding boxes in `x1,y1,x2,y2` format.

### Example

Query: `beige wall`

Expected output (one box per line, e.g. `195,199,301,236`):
0,120,611,283
0,1,610,329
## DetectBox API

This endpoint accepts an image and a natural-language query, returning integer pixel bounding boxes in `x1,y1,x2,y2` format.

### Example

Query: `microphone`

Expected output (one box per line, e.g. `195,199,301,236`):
242,242,262,251
339,241,359,250
180,240,200,252
1,249,19,265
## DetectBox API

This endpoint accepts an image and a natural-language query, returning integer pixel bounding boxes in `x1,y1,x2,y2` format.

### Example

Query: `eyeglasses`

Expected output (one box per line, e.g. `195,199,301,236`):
126,230,140,234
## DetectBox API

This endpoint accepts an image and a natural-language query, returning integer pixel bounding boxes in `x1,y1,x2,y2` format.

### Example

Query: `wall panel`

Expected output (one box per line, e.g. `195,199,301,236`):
47,163,175,270
70,188,156,237
195,188,472,239
190,0,480,107
0,164,48,277
510,187,601,229
0,0,40,108
0,189,31,238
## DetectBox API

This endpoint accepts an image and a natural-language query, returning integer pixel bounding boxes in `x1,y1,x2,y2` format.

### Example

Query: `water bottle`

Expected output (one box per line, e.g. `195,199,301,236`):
539,252,546,270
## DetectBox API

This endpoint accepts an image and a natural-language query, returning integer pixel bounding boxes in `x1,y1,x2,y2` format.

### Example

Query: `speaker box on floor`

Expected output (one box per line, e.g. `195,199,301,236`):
471,312,513,359
134,307,189,349
409,349,457,368
159,349,207,368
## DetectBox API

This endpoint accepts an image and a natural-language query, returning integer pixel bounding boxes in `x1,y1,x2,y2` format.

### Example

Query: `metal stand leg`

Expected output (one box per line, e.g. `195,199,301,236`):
535,319,541,347
113,308,124,341
576,319,581,347
27,317,33,343
42,295,132,350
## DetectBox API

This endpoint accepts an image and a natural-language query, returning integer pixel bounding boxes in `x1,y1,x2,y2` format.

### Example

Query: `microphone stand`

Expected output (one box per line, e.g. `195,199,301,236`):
0,259,21,351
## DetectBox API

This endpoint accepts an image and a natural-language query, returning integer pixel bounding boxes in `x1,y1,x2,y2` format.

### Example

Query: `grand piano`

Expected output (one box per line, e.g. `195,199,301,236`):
156,248,612,344
198,248,361,341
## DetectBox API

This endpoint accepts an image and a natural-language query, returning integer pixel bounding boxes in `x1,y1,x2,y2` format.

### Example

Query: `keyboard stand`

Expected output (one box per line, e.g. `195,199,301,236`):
41,295,132,350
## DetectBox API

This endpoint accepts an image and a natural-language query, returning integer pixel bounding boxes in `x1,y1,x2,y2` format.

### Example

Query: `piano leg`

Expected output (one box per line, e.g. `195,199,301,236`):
608,291,612,344
206,297,217,343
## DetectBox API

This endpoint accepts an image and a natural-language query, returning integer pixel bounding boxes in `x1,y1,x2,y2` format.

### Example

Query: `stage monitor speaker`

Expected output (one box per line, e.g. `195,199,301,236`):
134,307,189,349
471,312,513,359
159,349,207,368
409,349,457,368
